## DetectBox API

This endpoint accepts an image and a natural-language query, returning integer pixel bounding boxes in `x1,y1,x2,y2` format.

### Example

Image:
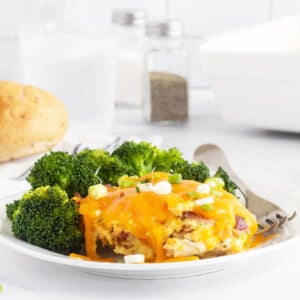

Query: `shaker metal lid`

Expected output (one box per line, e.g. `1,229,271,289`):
146,20,184,38
112,9,147,26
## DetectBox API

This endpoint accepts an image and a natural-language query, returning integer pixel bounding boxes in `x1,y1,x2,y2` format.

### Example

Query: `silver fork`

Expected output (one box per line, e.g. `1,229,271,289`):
194,143,297,234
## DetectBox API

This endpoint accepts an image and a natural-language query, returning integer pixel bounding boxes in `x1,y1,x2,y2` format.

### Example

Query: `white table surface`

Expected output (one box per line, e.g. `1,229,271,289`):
1,89,300,299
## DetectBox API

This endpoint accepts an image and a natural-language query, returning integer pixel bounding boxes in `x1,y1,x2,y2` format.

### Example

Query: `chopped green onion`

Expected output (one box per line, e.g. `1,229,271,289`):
195,196,214,211
124,254,145,264
201,204,213,211
118,174,136,188
168,173,182,184
196,183,210,194
118,174,129,186
195,196,214,206
212,190,223,197
88,184,108,199
0,284,3,293
153,181,172,195
136,183,153,192
136,186,140,193
119,180,135,189
205,177,225,189
187,191,200,199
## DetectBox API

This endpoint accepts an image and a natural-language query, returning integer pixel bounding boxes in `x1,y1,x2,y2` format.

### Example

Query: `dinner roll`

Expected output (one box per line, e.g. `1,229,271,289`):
0,81,68,162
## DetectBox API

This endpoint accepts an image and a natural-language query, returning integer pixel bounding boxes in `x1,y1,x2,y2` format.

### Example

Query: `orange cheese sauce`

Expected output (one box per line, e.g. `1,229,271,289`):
76,172,258,263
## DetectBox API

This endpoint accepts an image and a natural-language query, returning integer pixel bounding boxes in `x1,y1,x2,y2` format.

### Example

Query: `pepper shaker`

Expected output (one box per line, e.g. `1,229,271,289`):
144,20,189,124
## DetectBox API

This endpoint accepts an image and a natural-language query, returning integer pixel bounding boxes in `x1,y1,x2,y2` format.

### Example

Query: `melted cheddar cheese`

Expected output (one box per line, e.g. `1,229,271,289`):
78,172,258,263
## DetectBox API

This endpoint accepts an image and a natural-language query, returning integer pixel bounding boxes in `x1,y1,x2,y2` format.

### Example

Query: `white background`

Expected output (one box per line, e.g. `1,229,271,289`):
1,2,300,296
0,0,299,88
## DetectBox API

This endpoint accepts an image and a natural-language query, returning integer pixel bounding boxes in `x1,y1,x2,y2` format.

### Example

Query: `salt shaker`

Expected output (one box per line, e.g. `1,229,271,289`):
144,20,189,124
112,9,147,108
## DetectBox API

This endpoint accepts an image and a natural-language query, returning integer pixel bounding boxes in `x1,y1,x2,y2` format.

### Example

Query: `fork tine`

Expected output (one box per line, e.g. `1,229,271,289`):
288,211,297,221
256,224,272,235
256,210,297,235
72,143,82,154
256,221,279,235
266,217,280,229
275,214,288,226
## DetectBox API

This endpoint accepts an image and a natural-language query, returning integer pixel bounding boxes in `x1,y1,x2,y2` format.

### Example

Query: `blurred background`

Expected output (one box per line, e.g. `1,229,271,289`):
0,0,299,88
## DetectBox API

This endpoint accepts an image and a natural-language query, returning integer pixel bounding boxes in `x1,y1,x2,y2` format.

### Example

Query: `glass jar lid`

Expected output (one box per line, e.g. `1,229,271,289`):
112,10,147,27
146,20,183,38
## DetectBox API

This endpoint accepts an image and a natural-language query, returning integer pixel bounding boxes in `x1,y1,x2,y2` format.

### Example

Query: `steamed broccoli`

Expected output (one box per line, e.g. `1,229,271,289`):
6,199,20,221
27,151,74,196
111,142,212,184
111,141,157,177
98,156,129,186
153,147,186,172
26,142,237,198
26,149,128,197
6,186,83,255
171,160,210,183
73,148,128,193
214,166,238,195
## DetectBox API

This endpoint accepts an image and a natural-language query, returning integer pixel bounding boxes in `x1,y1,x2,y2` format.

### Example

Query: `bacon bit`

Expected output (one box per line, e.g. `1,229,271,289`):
116,231,129,243
182,211,199,219
119,192,125,197
235,215,248,231
179,224,194,234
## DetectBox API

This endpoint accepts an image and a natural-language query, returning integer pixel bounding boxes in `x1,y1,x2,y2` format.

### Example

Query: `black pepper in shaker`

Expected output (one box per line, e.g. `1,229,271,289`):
144,20,189,124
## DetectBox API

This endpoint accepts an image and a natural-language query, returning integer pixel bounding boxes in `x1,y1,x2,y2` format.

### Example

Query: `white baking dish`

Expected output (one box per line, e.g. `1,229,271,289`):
198,16,300,132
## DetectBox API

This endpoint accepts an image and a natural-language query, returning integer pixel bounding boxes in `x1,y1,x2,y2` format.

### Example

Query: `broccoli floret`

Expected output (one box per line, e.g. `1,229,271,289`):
171,160,210,183
27,151,74,196
98,156,129,186
76,148,110,169
153,147,186,172
111,141,211,183
214,166,238,195
26,149,128,197
184,162,210,183
26,142,237,198
112,141,157,177
71,148,110,197
169,160,190,174
6,199,20,221
73,149,128,195
6,186,83,255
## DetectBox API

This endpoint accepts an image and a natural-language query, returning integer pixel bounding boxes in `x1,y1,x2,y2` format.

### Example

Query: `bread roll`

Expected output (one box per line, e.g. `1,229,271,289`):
0,81,68,162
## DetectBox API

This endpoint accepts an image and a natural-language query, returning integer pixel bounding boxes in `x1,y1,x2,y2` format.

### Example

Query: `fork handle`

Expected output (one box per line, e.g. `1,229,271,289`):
193,144,251,205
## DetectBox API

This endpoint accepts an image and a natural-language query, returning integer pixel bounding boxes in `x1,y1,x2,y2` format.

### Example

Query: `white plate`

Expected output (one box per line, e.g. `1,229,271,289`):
0,181,299,280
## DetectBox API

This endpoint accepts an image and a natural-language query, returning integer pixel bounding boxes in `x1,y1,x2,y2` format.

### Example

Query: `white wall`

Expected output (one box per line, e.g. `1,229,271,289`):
0,0,299,88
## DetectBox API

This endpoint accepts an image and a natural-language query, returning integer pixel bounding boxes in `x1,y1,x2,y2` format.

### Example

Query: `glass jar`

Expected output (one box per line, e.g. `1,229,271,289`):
112,9,147,108
144,20,189,124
